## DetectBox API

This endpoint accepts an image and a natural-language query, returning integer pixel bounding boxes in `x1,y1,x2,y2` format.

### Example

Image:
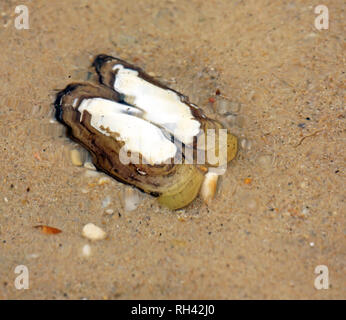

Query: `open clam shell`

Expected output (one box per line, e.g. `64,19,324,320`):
54,55,238,209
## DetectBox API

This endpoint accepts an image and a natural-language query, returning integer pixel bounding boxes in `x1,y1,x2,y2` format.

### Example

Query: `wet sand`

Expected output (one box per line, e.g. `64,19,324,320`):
0,0,345,299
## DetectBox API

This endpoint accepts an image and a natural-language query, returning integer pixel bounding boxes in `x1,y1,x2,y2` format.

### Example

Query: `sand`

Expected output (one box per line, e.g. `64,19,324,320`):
0,0,344,299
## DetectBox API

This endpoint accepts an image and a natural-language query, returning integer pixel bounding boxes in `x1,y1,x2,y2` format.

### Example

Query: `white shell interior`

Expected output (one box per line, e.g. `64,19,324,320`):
78,98,177,165
112,64,201,145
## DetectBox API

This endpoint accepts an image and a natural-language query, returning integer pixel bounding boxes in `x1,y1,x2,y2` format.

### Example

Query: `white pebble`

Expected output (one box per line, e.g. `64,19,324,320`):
309,242,315,247
82,244,91,257
240,138,252,151
105,209,114,215
122,187,143,211
102,196,111,208
302,207,310,216
84,161,96,170
26,253,39,259
200,171,219,205
305,33,317,39
82,223,107,241
4,197,8,203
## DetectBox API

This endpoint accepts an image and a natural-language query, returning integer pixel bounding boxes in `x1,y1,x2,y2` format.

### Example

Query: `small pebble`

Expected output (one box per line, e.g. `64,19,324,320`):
70,149,84,166
26,253,39,259
200,171,219,205
105,209,114,215
244,178,252,185
4,197,8,203
309,242,315,247
82,223,107,241
240,138,252,151
300,181,308,188
98,177,111,185
305,33,317,39
302,207,310,216
82,244,91,257
122,187,143,211
102,196,111,208
84,161,96,170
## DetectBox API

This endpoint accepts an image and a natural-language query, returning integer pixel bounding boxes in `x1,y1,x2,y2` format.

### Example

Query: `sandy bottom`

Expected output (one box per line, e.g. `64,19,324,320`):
0,0,344,299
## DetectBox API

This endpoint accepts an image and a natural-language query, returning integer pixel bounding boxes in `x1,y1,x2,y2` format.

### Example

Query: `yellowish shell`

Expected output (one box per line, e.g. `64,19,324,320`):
158,165,205,210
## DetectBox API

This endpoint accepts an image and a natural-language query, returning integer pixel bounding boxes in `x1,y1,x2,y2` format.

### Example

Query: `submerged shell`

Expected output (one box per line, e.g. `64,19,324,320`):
54,54,238,209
